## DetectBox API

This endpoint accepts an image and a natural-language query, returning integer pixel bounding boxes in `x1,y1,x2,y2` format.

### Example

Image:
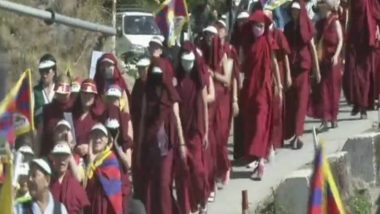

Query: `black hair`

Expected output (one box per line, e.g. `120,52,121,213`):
39,53,58,83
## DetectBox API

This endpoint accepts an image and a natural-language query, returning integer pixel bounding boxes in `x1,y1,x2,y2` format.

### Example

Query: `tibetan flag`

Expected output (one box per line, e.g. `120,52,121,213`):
87,147,122,214
155,0,189,47
0,69,34,144
308,143,345,214
0,156,14,214
309,146,324,214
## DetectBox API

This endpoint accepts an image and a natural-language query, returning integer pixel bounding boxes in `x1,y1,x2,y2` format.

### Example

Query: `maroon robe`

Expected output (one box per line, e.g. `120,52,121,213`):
174,42,208,213
50,171,90,214
343,0,379,109
106,104,133,213
94,53,131,100
198,36,218,196
85,152,122,214
210,36,233,179
41,98,74,156
139,58,180,214
283,0,314,139
370,0,380,100
130,78,145,200
240,11,274,159
270,28,291,149
308,14,342,121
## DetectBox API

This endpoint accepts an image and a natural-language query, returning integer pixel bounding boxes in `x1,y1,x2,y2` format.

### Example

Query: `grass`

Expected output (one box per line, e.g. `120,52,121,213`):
0,0,108,84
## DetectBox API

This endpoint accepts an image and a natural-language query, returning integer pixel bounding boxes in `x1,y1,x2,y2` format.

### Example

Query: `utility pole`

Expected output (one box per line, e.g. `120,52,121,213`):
112,0,117,53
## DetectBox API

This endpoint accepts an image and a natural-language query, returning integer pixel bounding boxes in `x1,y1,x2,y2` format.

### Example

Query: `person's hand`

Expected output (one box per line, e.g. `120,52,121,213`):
76,144,89,157
233,101,239,117
286,76,292,89
179,144,187,163
332,55,339,66
315,72,321,84
203,136,209,149
88,141,95,163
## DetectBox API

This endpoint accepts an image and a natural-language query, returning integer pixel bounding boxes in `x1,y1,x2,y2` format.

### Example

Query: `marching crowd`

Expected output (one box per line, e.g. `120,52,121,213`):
6,0,380,213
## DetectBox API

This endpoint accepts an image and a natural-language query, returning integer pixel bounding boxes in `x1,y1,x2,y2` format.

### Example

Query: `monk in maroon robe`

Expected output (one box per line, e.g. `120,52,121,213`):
196,26,218,202
40,75,75,156
264,10,292,151
174,42,209,214
308,3,344,131
94,53,130,113
240,10,282,180
343,0,379,117
211,20,240,186
284,0,320,149
72,79,105,158
50,144,90,214
136,57,184,214
104,85,134,213
85,123,123,214
131,58,149,200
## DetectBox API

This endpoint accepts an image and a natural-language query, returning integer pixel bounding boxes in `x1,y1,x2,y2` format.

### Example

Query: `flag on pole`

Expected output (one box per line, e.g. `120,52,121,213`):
0,155,14,214
0,69,34,143
308,142,345,214
155,0,189,47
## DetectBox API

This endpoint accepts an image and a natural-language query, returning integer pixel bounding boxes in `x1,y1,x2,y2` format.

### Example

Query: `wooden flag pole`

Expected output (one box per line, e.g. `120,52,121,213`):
242,190,249,214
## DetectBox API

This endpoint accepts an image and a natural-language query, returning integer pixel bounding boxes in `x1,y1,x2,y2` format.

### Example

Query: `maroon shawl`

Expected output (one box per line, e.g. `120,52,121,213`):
50,171,90,214
94,53,129,96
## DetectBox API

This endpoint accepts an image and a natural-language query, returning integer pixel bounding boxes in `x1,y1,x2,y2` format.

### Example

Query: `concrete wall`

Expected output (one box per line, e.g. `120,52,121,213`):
273,133,380,213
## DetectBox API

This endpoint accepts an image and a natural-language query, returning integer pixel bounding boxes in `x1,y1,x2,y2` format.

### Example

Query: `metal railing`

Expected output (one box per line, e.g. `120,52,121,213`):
0,0,116,36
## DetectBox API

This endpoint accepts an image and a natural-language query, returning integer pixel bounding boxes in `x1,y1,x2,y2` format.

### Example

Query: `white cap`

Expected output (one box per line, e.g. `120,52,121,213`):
149,36,163,47
71,82,81,93
51,143,71,155
217,20,227,28
181,51,196,61
31,159,51,175
18,163,30,176
55,120,71,130
105,118,120,129
237,12,249,20
152,66,163,74
203,26,218,35
221,14,227,20
91,123,108,136
136,58,151,67
18,145,34,155
291,2,301,9
106,85,122,98
38,60,56,69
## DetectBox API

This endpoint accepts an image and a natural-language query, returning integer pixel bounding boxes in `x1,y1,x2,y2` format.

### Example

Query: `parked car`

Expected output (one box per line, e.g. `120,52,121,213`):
116,8,161,71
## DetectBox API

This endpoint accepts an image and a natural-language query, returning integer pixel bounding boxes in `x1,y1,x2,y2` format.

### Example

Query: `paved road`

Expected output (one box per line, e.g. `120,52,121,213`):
208,100,378,213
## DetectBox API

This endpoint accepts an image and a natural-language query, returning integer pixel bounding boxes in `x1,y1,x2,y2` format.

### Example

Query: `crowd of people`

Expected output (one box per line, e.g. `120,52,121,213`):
5,0,380,213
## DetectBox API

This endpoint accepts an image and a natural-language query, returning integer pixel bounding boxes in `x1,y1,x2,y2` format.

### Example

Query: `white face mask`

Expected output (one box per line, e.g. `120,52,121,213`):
181,59,195,73
105,66,115,79
253,25,265,37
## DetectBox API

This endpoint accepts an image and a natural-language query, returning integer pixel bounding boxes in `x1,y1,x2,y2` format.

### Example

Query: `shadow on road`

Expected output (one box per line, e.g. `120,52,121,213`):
230,170,252,179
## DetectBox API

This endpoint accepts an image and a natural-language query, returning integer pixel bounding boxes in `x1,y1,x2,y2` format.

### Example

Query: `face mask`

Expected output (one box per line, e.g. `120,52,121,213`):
253,26,265,37
181,59,195,73
105,66,115,79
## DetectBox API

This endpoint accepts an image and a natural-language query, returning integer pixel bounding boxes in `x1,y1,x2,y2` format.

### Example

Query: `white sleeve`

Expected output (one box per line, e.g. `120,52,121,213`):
61,204,68,214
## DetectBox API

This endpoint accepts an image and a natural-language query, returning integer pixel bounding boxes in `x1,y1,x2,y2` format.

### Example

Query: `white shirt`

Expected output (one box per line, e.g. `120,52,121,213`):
14,192,68,214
